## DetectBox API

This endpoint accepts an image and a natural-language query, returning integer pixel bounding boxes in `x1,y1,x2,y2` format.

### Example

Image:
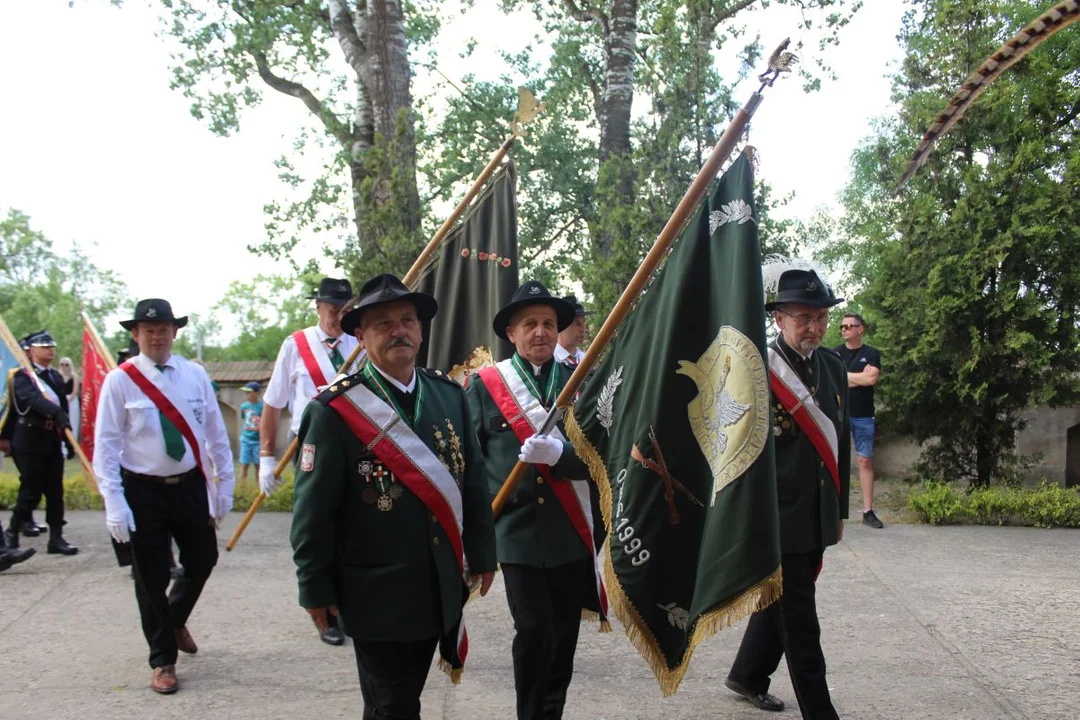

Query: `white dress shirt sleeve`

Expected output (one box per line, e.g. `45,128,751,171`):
92,370,127,500
263,336,295,410
196,365,235,498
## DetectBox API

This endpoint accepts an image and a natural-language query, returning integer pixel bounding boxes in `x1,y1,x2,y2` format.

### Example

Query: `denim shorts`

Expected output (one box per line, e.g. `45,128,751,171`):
239,438,260,465
850,416,875,458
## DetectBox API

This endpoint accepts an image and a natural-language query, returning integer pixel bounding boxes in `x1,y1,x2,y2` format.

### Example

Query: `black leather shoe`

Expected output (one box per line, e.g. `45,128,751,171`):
20,523,42,538
3,530,19,549
47,536,79,556
0,547,36,573
725,678,785,712
320,626,345,646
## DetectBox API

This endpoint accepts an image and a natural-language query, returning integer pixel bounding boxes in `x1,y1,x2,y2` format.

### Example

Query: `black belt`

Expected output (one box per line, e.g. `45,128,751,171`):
120,467,202,485
17,417,57,431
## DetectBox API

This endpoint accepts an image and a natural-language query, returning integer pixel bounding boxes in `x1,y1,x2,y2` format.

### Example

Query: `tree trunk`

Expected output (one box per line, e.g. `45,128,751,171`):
587,0,638,312
598,0,637,164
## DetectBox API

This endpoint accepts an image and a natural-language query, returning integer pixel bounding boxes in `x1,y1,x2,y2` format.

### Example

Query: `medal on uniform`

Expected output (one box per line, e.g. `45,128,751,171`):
358,460,380,504
373,464,394,511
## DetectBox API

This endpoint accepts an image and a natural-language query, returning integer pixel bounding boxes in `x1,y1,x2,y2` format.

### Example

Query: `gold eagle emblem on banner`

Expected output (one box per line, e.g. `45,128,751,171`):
676,326,768,505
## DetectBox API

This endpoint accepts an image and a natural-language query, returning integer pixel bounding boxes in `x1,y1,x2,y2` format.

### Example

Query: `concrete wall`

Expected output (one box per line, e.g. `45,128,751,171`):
852,404,1080,485
1016,405,1080,485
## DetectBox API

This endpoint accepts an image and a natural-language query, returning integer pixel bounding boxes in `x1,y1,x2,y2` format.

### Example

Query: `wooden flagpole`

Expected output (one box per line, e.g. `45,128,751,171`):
0,313,98,494
491,46,795,518
227,91,542,550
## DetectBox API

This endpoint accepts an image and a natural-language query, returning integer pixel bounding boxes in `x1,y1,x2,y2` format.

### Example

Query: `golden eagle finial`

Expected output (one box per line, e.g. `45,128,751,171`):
511,87,546,137
758,38,798,87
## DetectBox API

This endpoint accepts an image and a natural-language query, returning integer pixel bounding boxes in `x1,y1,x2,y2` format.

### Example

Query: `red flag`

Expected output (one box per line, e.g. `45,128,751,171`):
80,328,109,461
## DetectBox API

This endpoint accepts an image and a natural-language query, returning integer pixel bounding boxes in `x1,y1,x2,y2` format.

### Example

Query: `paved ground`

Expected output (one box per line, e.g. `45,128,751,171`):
0,512,1076,720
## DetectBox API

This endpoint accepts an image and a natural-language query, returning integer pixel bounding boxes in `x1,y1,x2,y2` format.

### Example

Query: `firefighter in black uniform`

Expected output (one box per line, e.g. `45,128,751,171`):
2,330,79,555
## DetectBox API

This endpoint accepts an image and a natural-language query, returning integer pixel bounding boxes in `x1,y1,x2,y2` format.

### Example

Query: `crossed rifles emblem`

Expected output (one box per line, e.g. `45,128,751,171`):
631,426,703,526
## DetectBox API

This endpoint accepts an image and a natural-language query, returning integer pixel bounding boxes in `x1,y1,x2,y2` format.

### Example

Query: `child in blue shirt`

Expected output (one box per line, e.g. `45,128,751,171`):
239,382,264,480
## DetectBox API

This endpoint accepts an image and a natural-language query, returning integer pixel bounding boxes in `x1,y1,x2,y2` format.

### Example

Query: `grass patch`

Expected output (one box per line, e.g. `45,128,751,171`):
0,462,297,513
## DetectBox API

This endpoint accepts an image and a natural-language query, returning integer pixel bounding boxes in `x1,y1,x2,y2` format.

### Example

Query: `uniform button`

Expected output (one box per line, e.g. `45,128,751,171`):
820,479,825,487
433,537,440,546
537,497,545,505
536,477,544,485
432,515,438,523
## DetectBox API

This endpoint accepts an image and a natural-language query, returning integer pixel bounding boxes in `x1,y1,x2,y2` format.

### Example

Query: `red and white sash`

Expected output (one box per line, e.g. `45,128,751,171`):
327,380,470,678
767,348,840,496
293,328,341,391
478,360,609,622
120,356,220,516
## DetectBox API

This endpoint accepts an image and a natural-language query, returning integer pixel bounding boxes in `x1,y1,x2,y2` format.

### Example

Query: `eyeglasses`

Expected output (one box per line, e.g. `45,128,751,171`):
779,310,830,329
840,324,862,330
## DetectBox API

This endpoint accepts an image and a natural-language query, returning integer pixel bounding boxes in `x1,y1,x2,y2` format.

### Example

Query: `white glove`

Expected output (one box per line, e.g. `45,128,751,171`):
259,455,283,496
518,435,565,467
215,495,233,528
105,494,136,544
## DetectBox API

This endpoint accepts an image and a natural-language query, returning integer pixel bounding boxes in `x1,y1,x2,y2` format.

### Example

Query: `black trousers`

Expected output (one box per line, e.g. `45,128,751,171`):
10,451,65,531
728,551,839,720
353,637,439,720
122,469,218,668
502,559,592,720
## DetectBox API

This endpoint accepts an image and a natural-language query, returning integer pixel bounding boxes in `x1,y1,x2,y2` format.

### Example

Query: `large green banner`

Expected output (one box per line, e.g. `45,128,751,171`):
567,152,781,695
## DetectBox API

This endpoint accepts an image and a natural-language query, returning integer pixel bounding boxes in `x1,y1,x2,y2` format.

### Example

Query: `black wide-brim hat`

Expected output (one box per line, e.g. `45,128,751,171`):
340,273,438,336
307,277,353,306
764,269,845,311
119,299,188,330
562,294,591,317
493,280,577,341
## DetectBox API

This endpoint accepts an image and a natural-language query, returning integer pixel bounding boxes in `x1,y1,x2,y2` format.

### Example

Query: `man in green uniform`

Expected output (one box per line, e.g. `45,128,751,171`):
725,266,850,719
465,280,607,720
290,273,496,720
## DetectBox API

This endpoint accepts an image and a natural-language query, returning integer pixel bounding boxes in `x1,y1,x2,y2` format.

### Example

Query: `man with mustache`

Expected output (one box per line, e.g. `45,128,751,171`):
724,265,850,719
260,277,357,646
465,280,607,720
290,274,496,719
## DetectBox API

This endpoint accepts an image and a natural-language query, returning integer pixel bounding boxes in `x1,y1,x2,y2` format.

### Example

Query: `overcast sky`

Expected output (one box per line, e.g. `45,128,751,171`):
0,0,906,341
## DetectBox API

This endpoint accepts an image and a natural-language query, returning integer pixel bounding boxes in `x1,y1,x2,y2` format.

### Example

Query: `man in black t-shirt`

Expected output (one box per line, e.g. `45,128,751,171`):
835,313,884,529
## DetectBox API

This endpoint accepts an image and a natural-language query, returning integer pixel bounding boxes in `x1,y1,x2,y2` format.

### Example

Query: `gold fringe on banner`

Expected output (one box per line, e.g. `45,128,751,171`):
566,407,783,696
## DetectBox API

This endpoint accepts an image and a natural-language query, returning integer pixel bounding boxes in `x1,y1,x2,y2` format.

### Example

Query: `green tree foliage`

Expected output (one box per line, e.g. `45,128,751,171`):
832,0,1080,486
207,272,319,361
0,208,128,362
158,0,441,281
425,0,858,314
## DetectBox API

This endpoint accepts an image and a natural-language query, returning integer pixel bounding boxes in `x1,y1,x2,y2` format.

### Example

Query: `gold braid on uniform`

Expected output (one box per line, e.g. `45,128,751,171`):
565,407,782,697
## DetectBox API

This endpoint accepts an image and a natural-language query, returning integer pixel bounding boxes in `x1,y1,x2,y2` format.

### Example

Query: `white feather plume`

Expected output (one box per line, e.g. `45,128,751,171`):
761,255,835,296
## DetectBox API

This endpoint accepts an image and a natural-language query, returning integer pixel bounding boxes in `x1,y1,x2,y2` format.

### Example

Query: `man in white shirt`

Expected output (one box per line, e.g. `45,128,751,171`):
553,294,590,367
259,276,357,646
93,299,235,695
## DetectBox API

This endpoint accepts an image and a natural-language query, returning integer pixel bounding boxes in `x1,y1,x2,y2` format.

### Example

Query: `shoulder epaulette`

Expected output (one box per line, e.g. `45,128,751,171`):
419,367,462,390
315,372,364,405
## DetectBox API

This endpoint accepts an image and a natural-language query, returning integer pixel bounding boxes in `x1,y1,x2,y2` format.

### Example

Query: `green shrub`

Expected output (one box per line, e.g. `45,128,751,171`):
908,481,1080,528
0,475,19,508
908,482,968,525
